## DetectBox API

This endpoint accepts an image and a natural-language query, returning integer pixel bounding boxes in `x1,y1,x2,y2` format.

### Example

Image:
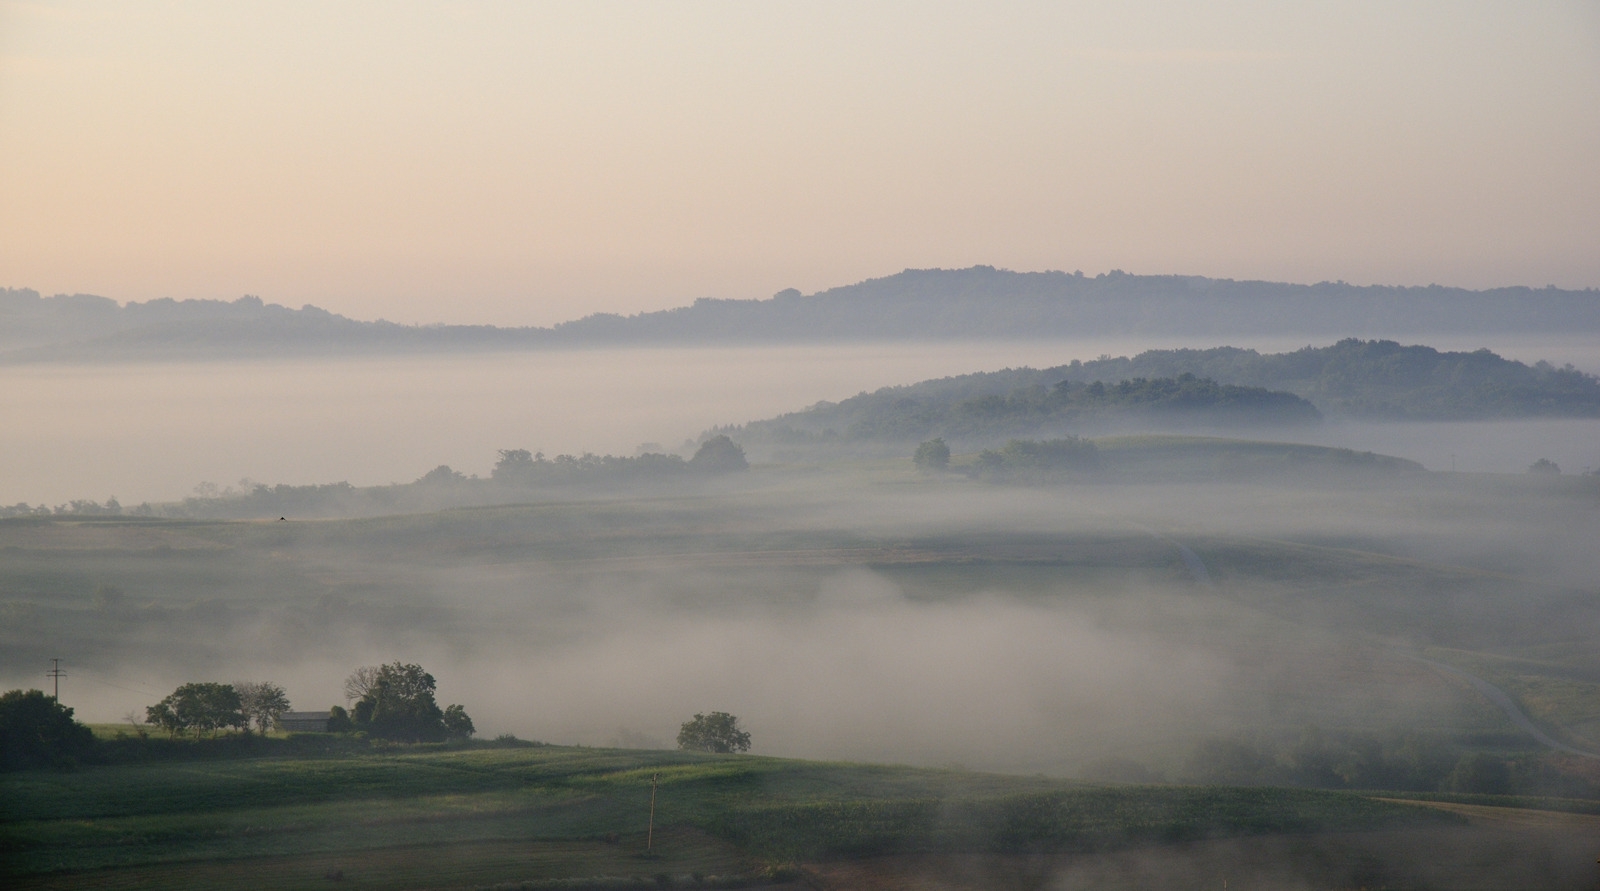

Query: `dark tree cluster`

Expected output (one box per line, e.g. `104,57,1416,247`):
134,665,472,744
677,711,751,754
0,497,126,519
489,448,687,486
492,435,747,485
971,437,1100,480
1056,339,1600,419
146,682,250,738
140,681,289,739
0,689,97,771
734,373,1319,447
236,681,291,734
687,435,749,472
727,339,1600,456
344,662,474,743
912,437,950,471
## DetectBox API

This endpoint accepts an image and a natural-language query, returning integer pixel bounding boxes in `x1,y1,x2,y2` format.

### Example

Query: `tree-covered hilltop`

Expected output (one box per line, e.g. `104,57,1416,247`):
724,373,1320,448
719,342,1599,451
1053,339,1600,419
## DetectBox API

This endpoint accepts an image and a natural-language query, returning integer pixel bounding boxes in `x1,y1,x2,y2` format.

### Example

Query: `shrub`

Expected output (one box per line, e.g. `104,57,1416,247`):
0,689,97,771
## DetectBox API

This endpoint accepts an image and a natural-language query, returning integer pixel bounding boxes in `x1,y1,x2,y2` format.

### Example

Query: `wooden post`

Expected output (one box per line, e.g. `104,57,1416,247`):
647,772,659,854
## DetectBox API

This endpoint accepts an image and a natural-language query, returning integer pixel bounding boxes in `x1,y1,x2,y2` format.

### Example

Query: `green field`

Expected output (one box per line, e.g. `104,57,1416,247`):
1,743,1462,889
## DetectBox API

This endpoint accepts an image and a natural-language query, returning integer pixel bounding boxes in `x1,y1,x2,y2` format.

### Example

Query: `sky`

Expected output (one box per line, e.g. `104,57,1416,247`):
1,1,1597,327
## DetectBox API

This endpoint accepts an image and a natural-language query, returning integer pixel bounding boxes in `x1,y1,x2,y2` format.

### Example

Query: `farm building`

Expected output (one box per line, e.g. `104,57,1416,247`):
276,711,332,733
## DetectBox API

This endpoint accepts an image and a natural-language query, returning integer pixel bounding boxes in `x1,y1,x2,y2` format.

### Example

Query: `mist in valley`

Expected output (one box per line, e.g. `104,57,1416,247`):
8,4,1600,884
6,337,1600,890
4,335,1597,508
7,454,1596,781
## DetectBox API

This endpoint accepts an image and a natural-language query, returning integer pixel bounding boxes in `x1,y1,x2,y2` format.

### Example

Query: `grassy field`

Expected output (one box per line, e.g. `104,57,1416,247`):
0,743,1461,889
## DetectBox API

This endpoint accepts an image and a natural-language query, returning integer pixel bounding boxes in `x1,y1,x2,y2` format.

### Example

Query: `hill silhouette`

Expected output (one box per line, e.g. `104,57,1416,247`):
4,267,1597,361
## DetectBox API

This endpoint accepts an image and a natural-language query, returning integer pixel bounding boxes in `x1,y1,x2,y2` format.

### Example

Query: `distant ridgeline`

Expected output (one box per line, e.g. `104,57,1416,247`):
0,289,531,360
5,268,1599,359
722,340,1600,453
722,374,1320,452
0,438,749,521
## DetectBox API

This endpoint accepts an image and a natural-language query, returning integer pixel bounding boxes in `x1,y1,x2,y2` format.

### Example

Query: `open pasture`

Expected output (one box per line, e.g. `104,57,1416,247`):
1,743,1457,889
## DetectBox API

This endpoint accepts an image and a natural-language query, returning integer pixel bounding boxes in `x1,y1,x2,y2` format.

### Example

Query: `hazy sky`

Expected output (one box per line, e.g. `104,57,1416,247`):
2,1,1597,326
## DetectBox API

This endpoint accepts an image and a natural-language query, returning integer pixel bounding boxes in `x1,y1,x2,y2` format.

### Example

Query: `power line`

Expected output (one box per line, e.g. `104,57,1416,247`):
46,658,65,701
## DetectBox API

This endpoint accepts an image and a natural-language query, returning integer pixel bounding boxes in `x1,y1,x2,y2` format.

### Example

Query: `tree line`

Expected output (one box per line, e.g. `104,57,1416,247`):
732,373,1319,448
141,663,474,743
5,680,755,773
0,436,751,520
721,340,1600,458
1052,339,1600,419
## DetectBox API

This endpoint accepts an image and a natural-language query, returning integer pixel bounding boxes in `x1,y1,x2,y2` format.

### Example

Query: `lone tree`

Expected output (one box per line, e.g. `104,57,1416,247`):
146,682,247,739
442,704,475,740
912,438,950,472
347,662,472,743
235,681,290,734
689,435,748,473
0,689,97,771
677,711,751,754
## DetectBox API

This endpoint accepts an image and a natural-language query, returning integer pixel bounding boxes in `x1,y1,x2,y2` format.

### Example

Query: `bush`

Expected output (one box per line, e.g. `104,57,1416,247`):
0,689,98,771
912,438,950,472
690,436,748,473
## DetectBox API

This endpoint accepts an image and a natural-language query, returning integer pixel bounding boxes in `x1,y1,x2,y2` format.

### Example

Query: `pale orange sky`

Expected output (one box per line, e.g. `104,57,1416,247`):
1,1,1597,326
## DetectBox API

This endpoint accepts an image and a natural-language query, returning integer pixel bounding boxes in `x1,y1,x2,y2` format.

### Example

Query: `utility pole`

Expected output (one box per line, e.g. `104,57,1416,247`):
647,772,659,854
46,658,65,702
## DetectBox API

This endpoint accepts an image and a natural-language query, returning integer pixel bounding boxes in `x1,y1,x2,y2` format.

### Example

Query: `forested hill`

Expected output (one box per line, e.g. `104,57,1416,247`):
722,374,1321,449
1058,339,1600,419
5,267,1599,360
720,341,1600,450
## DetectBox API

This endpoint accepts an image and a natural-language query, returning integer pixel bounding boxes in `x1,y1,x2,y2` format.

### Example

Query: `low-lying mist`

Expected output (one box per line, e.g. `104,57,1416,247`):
11,470,1589,778
5,339,1597,507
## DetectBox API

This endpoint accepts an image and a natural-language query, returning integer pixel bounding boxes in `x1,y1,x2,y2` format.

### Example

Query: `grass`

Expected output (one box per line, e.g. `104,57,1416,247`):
0,745,1458,888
